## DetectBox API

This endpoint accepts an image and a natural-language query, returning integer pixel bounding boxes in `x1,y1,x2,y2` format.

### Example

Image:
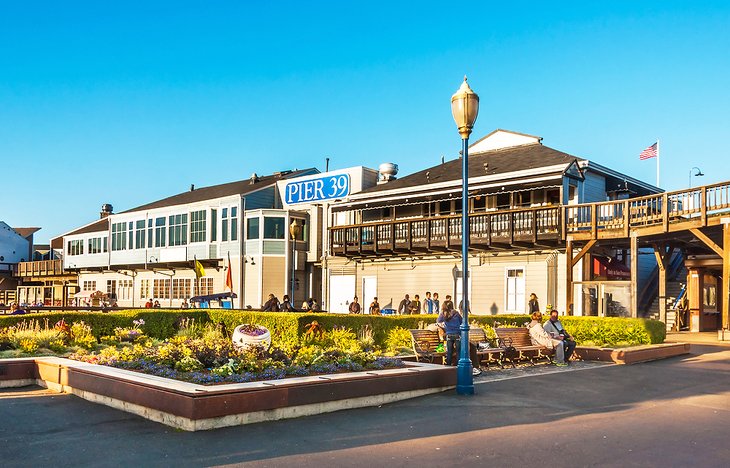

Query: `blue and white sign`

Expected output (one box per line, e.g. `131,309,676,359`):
285,174,350,204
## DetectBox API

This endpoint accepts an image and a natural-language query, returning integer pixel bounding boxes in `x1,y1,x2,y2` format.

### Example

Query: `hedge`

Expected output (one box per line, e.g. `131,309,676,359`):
0,310,665,347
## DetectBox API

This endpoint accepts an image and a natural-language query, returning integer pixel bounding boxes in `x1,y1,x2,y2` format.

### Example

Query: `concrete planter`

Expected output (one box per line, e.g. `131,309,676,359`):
232,325,271,350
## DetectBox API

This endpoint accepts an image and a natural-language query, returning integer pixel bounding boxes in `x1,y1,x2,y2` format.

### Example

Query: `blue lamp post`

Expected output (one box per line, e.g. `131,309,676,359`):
451,76,479,395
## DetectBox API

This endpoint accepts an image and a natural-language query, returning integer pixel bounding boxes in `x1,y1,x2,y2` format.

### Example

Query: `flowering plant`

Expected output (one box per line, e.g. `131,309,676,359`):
237,324,267,336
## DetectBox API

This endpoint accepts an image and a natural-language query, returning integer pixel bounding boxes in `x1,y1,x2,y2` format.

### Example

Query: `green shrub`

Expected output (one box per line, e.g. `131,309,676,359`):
558,317,665,346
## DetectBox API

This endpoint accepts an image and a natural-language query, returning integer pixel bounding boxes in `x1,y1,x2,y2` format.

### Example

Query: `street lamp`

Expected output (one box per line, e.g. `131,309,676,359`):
289,219,302,304
689,167,704,188
451,76,479,395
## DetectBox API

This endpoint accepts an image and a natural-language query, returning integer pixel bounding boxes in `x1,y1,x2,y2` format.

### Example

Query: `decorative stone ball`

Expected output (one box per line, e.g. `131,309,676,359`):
232,324,271,350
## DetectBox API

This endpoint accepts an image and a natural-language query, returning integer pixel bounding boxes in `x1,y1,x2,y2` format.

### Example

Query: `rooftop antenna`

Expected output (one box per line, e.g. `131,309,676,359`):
326,157,330,172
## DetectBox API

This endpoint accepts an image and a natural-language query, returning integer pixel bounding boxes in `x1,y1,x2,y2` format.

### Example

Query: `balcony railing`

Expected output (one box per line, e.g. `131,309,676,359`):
14,259,65,278
330,180,730,257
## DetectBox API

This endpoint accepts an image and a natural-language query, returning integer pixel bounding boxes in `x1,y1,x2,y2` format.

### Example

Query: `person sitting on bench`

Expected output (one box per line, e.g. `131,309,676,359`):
527,311,567,366
543,307,576,363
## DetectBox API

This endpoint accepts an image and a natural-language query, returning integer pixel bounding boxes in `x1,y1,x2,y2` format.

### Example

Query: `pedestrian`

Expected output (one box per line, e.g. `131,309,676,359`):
437,301,462,366
180,299,189,309
528,293,540,313
301,300,311,311
369,296,381,315
262,293,280,311
423,291,436,314
281,295,296,311
153,300,161,308
397,294,411,315
527,311,567,366
409,294,421,315
458,298,471,314
543,308,576,363
145,298,153,308
348,296,361,314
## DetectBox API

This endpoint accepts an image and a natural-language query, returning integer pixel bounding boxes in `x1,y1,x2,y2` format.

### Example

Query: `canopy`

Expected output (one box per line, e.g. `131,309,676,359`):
74,290,108,299
190,292,237,303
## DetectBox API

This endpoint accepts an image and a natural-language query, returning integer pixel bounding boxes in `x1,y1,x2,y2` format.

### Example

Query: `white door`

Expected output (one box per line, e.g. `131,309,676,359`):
362,276,377,314
506,268,525,312
329,275,355,314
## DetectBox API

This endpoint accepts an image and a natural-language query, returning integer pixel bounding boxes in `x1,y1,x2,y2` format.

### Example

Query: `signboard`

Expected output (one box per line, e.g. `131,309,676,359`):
285,174,350,204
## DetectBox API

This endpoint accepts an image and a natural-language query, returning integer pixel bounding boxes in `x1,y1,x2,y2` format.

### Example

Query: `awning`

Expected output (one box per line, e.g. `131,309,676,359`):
74,290,108,299
190,292,238,303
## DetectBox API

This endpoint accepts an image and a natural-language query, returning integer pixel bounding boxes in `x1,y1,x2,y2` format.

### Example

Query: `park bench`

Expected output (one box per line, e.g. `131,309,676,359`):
494,327,554,365
468,327,505,369
409,329,446,364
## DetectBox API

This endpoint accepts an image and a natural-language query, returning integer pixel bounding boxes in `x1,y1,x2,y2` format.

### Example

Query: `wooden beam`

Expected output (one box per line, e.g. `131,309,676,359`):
721,218,730,330
566,238,574,316
689,228,724,257
653,243,672,326
631,234,638,318
571,239,597,268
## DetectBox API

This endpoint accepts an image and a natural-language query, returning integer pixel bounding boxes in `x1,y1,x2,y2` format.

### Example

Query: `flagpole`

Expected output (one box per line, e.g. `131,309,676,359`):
656,138,660,187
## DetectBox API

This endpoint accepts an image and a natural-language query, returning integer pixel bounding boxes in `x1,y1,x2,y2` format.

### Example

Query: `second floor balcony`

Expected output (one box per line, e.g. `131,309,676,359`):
14,259,66,278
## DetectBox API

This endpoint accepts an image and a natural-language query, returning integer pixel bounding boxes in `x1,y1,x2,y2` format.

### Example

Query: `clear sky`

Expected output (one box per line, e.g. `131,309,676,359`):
2,1,729,243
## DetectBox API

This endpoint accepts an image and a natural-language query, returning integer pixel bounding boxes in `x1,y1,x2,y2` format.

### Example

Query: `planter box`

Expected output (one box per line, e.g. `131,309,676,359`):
0,357,455,431
575,343,690,365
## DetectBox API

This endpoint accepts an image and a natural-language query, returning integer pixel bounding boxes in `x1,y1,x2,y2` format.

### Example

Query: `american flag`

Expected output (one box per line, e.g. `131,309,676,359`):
639,142,658,160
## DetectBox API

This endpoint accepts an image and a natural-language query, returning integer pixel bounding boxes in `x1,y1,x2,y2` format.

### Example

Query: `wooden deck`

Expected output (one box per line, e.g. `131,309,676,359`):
330,180,730,257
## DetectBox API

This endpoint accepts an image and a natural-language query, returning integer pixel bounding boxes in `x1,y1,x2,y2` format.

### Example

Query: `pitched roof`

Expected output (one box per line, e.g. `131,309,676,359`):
122,169,318,213
357,143,581,196
12,227,41,238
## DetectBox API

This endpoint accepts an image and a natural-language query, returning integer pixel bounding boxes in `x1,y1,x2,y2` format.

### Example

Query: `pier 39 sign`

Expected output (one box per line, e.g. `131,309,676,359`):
285,174,350,204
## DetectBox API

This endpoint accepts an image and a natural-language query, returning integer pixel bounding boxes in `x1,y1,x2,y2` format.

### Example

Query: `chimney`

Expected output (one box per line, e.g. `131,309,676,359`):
250,173,259,185
100,203,113,219
190,184,195,192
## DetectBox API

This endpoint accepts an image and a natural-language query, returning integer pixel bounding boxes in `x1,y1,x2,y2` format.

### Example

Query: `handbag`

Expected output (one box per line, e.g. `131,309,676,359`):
499,337,519,360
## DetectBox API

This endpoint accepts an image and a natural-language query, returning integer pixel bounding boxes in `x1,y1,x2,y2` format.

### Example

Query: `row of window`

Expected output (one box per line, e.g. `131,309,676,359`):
139,278,214,300
67,237,108,256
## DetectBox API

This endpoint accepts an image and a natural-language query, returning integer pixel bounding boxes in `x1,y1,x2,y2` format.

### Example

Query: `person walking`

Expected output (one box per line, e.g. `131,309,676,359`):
528,293,540,314
437,302,462,366
432,292,440,314
409,294,421,315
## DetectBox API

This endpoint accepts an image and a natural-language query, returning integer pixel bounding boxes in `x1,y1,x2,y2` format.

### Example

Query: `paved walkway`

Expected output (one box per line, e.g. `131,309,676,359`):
1,345,729,467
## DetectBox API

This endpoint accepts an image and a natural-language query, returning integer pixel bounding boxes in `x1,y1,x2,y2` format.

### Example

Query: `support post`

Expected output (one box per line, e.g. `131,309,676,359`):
631,233,639,318
457,136,473,395
723,219,730,330
566,238,574,315
653,244,668,325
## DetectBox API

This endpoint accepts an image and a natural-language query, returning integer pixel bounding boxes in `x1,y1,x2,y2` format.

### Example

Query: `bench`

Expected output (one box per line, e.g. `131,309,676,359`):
494,327,554,365
409,329,446,364
468,328,505,369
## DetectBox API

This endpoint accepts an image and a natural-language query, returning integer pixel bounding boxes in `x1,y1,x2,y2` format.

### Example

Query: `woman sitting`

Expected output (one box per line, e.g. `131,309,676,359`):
527,311,567,366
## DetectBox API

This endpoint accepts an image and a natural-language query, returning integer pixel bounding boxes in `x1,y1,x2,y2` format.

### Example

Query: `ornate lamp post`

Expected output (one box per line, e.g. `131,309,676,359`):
289,219,302,303
689,166,704,188
451,76,479,395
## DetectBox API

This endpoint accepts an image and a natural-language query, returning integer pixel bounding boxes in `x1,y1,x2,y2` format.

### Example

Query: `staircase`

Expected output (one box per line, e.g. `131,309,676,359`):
641,250,686,331
646,280,685,330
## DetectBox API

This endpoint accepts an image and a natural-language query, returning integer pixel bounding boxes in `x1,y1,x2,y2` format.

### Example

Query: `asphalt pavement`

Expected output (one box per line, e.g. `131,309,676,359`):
1,344,729,467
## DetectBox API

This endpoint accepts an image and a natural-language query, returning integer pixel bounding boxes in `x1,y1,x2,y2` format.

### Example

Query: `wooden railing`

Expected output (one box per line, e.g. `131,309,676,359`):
330,180,730,257
14,259,65,277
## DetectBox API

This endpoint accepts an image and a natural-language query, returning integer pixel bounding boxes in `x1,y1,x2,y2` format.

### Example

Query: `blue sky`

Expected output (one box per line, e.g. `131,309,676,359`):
2,1,729,243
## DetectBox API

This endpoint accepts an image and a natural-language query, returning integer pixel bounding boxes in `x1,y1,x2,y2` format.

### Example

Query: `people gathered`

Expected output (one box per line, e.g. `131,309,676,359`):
527,311,568,366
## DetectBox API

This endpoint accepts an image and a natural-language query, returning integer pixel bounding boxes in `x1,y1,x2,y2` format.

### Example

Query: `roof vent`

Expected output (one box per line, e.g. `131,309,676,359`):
190,184,195,192
100,203,113,219
377,163,398,185
250,173,259,184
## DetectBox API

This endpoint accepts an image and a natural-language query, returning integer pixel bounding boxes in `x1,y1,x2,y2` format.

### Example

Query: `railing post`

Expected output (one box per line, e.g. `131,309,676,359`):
407,221,413,251
426,219,432,250
508,213,514,245
373,225,379,254
662,193,669,232
590,205,597,239
623,200,630,237
486,213,491,247
390,223,396,251
560,207,566,240
531,209,538,244
701,186,707,226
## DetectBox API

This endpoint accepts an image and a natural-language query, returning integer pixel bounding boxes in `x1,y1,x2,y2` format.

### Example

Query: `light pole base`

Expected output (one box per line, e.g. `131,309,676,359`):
456,357,474,395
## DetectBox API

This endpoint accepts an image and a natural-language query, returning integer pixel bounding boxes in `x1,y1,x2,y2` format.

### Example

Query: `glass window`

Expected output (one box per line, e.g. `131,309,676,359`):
147,219,153,248
155,217,166,247
168,214,188,246
264,217,286,239
247,217,260,239
88,238,102,254
68,239,84,256
135,220,146,249
190,210,206,243
128,222,134,249
103,237,108,252
222,208,229,242
231,207,238,241
211,209,217,242
111,222,127,251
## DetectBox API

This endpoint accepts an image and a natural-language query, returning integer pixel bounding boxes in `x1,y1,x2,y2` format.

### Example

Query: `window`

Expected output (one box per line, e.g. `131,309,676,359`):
190,210,206,243
128,222,134,249
264,217,285,239
172,278,191,299
67,240,84,256
140,279,150,299
211,209,217,242
195,277,214,296
153,279,171,299
111,222,127,251
82,280,96,291
117,279,133,300
222,208,229,242
106,280,117,299
247,217,260,239
155,217,166,247
147,219,153,248
103,237,108,252
88,238,102,254
231,207,238,241
134,220,145,249
168,214,188,246
506,268,526,312
496,193,511,209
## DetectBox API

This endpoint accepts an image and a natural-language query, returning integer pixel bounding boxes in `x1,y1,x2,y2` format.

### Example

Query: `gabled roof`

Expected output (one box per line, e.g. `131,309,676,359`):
122,169,318,213
12,227,41,238
355,143,581,197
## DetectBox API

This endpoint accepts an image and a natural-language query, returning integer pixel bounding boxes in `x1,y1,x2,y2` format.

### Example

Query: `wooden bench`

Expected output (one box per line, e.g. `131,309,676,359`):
495,327,554,365
468,328,505,369
409,329,446,364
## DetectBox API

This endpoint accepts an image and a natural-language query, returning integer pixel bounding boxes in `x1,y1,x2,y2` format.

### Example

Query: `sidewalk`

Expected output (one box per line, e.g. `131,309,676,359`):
666,330,730,345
